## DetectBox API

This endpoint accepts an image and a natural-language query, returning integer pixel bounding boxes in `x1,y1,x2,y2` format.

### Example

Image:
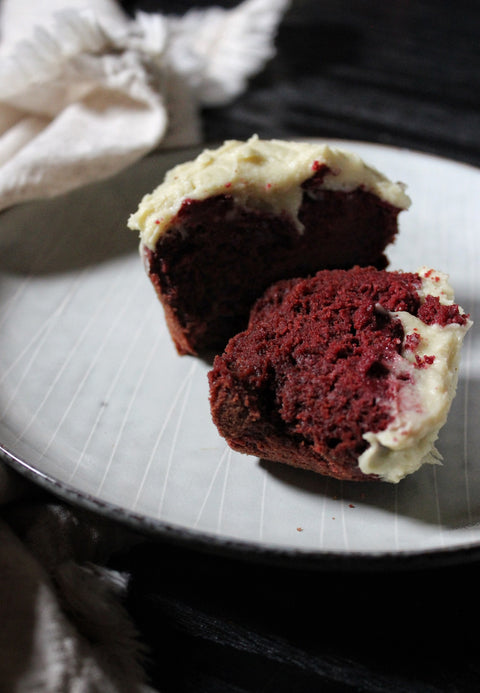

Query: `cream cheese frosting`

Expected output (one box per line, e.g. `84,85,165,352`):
359,267,472,483
128,135,411,250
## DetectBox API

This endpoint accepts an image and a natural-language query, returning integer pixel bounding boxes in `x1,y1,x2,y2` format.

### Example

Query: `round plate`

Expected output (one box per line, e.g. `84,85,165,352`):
0,140,479,568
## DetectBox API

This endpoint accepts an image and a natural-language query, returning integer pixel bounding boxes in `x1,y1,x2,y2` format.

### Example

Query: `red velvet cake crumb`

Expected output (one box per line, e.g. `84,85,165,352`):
208,266,466,481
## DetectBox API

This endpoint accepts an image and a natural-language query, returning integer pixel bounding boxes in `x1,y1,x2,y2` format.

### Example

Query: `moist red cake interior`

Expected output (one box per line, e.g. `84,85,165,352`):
144,167,402,354
208,267,468,481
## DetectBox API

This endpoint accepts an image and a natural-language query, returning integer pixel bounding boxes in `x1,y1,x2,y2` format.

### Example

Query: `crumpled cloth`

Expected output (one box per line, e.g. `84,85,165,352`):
0,463,151,692
0,0,289,213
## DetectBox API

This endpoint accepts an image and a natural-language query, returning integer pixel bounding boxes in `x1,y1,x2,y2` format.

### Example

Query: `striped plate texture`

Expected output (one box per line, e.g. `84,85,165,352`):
0,141,478,563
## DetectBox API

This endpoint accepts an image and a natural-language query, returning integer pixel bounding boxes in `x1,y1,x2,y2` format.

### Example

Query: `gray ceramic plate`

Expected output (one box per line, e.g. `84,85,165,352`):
1,140,479,568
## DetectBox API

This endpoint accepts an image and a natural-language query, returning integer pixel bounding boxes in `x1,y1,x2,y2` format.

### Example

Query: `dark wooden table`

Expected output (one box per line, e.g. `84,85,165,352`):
115,2,480,691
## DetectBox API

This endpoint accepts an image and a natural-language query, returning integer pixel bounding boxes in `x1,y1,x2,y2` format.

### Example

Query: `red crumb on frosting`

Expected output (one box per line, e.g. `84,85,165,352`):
415,354,436,368
311,160,324,172
423,269,441,282
417,295,469,327
404,332,421,351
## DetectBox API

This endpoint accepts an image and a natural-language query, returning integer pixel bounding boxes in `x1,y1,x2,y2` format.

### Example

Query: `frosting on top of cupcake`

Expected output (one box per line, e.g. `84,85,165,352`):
128,135,411,250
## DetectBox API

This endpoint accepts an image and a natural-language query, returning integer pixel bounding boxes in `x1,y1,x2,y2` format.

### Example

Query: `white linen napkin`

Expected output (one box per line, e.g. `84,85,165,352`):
0,0,290,213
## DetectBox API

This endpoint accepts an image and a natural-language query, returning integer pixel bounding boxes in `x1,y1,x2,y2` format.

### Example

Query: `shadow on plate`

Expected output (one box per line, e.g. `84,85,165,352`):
260,369,480,531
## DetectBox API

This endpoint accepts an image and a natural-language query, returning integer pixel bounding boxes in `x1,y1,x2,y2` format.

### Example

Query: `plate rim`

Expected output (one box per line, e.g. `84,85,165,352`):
3,440,480,572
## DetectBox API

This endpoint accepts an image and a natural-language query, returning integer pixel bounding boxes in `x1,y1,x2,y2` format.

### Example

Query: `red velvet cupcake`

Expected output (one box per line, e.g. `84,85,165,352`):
208,266,471,483
128,137,410,355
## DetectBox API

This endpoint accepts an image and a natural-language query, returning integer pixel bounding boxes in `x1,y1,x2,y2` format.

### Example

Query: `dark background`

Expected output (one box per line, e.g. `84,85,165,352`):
115,2,480,691
123,0,480,167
